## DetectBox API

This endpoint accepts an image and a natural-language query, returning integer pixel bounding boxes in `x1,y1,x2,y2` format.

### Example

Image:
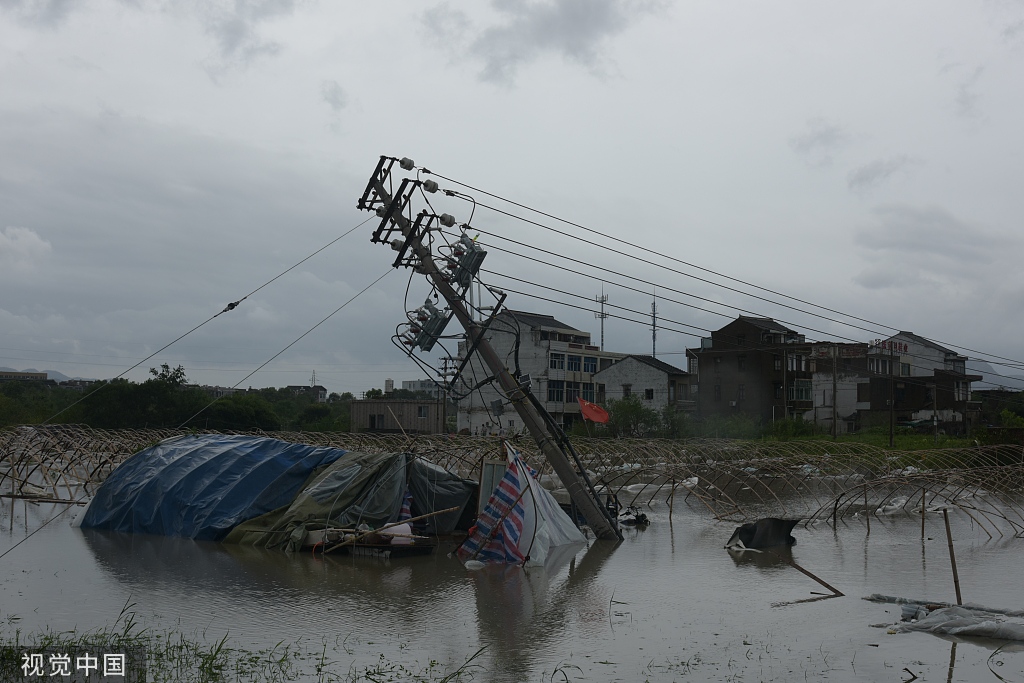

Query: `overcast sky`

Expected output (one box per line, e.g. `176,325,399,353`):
3,0,1024,395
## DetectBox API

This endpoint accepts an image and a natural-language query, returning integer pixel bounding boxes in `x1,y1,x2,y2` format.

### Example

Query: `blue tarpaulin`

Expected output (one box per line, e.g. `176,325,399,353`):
78,434,348,541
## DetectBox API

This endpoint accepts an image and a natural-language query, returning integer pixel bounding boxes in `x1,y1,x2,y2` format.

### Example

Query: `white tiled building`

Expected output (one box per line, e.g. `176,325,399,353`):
456,310,624,435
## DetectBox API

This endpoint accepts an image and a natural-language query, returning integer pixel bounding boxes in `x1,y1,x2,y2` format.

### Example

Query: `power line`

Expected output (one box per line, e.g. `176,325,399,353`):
453,223,1024,381
38,216,374,423
483,272,1024,405
425,172,1024,370
178,269,392,428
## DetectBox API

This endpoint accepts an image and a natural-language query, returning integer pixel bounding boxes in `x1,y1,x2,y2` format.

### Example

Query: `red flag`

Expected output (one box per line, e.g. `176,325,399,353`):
577,397,610,424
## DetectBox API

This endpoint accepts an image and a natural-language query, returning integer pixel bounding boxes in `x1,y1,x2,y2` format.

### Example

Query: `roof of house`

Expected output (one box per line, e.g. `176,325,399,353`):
735,316,799,334
895,332,961,357
499,310,582,332
600,355,688,376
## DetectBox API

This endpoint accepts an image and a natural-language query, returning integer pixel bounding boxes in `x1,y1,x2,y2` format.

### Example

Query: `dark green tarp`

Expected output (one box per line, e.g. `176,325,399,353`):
224,451,477,551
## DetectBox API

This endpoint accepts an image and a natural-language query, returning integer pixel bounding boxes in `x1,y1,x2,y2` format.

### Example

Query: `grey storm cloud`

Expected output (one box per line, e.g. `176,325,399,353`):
320,80,348,112
422,0,665,85
197,0,297,77
0,106,400,388
789,118,847,167
852,204,1015,292
0,0,75,27
1003,19,1024,42
954,65,984,119
846,155,914,192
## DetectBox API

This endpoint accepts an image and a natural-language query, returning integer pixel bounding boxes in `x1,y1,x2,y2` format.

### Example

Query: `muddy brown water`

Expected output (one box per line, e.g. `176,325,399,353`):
2,499,1023,682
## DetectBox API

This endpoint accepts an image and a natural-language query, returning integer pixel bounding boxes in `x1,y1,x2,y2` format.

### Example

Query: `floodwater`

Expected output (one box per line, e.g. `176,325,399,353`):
2,499,1023,682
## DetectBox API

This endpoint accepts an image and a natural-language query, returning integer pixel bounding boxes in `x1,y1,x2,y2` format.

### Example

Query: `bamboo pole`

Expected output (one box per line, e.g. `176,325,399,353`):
943,509,963,605
767,550,844,596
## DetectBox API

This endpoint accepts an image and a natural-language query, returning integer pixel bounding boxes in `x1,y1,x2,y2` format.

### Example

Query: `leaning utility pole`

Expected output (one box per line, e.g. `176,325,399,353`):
358,156,621,541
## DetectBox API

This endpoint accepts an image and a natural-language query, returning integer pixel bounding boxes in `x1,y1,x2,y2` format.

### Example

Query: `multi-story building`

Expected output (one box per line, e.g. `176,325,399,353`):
692,316,813,422
803,342,871,435
0,371,47,382
456,310,624,435
860,333,982,433
401,379,444,397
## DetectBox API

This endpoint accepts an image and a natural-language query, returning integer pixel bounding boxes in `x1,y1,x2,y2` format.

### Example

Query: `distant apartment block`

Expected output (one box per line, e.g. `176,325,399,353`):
285,385,328,403
401,379,444,397
0,371,47,382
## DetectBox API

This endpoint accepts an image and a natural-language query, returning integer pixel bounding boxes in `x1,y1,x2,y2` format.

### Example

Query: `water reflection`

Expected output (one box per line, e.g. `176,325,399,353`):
80,530,477,639
467,541,614,682
726,545,794,569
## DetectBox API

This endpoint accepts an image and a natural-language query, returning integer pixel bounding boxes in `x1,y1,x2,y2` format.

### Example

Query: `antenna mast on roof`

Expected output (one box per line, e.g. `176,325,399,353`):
651,290,658,358
595,287,609,351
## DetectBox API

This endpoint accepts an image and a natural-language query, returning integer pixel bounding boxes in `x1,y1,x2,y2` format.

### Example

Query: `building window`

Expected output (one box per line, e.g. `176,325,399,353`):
869,358,891,375
417,406,428,419
567,355,582,372
583,357,597,373
597,383,606,402
547,380,564,402
566,382,581,402
788,379,812,401
774,355,781,371
774,383,782,399
540,331,549,341
738,356,746,371
582,382,595,402
714,385,722,401
737,384,745,400
714,357,722,370
550,353,565,370
900,363,910,376
508,420,515,429
787,354,807,372
857,383,870,402
622,384,632,397
644,388,654,400
688,357,698,374
669,380,675,403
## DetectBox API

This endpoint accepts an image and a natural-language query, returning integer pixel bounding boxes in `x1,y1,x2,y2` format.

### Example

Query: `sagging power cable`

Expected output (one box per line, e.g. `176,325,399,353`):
40,216,374,424
178,268,392,428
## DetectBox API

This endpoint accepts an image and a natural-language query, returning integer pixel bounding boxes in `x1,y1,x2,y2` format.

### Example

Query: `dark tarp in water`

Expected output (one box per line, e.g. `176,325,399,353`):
78,434,349,541
78,434,478,551
224,452,477,551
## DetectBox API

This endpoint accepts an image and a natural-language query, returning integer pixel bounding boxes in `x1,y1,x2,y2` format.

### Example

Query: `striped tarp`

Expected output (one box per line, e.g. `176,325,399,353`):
457,458,526,564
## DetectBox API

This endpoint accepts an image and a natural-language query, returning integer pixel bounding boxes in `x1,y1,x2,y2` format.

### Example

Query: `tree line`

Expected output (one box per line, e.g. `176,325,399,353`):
0,365,430,432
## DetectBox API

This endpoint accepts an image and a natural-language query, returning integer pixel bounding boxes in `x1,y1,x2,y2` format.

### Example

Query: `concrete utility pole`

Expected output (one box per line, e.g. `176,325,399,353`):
359,157,621,541
888,344,895,449
832,345,838,441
